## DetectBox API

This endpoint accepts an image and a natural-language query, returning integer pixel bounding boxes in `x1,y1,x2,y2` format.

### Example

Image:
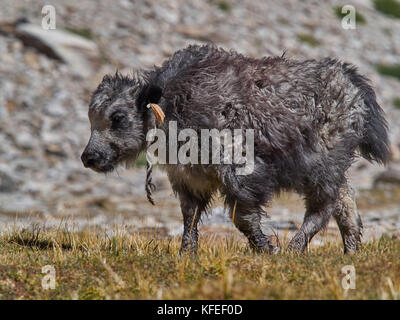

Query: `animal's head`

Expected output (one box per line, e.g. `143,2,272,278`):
81,71,162,173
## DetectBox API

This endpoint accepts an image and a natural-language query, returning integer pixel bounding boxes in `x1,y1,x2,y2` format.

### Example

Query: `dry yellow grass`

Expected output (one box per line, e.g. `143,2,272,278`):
0,225,399,300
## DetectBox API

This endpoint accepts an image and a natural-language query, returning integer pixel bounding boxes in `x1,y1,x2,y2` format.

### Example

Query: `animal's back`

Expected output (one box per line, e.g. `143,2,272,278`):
152,45,389,200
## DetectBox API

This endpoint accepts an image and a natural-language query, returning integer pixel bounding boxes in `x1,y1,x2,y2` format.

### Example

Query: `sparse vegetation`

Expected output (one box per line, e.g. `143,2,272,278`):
393,97,400,109
135,153,147,167
65,27,94,40
217,1,231,12
373,0,400,19
297,33,320,47
376,64,400,80
0,226,399,299
333,6,367,24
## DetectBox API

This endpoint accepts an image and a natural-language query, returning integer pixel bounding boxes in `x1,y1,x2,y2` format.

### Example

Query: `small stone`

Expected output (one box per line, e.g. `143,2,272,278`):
374,164,400,187
15,132,33,150
23,51,40,69
45,144,67,158
0,170,19,193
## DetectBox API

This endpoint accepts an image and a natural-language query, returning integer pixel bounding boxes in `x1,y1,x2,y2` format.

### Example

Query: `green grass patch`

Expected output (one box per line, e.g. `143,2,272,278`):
376,64,400,80
373,0,400,19
216,1,231,12
333,6,367,24
135,153,147,167
0,226,399,299
65,27,94,40
297,33,320,47
393,97,400,109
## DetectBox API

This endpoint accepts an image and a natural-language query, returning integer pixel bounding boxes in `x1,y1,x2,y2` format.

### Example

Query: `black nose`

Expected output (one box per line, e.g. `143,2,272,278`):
81,150,99,168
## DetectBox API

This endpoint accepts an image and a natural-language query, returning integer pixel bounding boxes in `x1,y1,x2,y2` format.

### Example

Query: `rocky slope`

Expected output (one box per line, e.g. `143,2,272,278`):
0,0,399,241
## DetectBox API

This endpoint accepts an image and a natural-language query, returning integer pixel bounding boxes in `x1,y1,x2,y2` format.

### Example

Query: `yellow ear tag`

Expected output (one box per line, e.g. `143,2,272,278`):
147,103,165,123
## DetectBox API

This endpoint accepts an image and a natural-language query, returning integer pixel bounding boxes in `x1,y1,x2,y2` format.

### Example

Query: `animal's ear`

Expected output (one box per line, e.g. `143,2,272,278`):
136,84,163,111
146,84,163,103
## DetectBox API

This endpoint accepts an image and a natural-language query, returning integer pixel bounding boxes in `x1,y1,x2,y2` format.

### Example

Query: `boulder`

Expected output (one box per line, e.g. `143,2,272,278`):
374,163,400,187
0,170,19,193
2,20,101,78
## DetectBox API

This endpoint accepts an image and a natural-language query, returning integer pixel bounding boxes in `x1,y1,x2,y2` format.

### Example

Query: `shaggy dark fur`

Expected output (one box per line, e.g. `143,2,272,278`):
82,45,390,254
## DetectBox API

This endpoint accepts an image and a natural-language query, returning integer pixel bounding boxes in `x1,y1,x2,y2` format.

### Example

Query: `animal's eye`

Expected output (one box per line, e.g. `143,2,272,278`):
111,112,125,123
111,112,128,129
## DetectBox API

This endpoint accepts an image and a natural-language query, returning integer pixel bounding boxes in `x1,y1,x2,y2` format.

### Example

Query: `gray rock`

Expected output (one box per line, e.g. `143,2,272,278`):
0,193,45,213
0,170,19,193
264,220,298,231
374,164,400,187
14,23,100,78
15,131,34,150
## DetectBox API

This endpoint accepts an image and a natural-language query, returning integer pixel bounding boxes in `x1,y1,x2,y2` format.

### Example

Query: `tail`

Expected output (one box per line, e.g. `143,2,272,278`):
343,63,390,165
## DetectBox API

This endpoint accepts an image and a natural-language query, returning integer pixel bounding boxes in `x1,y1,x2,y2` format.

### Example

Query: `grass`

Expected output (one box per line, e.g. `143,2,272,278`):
216,1,231,12
373,0,400,19
376,64,400,80
135,153,147,167
394,97,400,109
297,33,320,47
0,226,399,299
333,6,367,24
65,27,94,40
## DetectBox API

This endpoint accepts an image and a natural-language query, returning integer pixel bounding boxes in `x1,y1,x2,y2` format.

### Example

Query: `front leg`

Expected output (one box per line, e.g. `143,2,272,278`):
178,190,210,254
220,163,278,254
229,201,277,254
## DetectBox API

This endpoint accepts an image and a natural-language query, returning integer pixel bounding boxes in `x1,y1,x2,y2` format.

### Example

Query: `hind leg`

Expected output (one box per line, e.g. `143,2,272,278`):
288,193,336,253
333,184,363,254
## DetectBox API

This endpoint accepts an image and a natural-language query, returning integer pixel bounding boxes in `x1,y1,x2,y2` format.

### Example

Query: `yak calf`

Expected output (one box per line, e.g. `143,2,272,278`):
81,45,390,254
